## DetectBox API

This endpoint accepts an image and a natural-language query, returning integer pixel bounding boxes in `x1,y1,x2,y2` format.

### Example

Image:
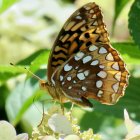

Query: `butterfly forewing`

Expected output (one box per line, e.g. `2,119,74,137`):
47,2,110,83
52,44,129,105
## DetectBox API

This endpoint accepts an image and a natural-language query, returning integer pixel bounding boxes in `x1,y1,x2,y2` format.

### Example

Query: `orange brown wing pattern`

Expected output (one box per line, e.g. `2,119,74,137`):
47,2,110,83
51,43,129,106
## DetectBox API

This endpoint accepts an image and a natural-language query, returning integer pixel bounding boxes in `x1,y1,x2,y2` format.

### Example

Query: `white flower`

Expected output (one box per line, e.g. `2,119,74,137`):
124,109,140,140
48,113,73,135
64,134,81,140
41,135,57,140
31,106,101,140
16,133,28,140
0,120,28,140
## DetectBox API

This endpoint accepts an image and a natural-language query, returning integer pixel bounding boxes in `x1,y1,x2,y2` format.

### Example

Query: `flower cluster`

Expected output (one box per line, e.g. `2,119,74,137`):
1,107,139,140
31,106,101,140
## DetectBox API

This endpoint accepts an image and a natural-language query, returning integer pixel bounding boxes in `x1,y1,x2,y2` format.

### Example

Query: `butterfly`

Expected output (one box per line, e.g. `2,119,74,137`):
40,2,129,107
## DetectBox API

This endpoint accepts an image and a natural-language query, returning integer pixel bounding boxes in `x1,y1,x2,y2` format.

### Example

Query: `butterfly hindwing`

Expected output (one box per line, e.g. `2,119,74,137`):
51,43,129,105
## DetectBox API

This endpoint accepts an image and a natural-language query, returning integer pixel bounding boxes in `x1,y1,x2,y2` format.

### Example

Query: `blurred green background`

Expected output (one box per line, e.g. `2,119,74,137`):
0,0,140,140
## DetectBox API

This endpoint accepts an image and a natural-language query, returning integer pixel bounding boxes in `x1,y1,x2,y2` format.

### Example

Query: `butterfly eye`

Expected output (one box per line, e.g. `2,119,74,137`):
44,2,129,107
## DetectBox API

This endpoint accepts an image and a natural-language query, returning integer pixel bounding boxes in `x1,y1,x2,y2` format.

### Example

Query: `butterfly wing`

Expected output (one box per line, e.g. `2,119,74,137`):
47,2,110,84
52,43,129,106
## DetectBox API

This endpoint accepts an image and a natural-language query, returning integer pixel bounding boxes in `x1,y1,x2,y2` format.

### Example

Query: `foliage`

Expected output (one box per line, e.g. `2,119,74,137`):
129,0,140,48
112,0,131,34
0,0,140,140
0,0,19,13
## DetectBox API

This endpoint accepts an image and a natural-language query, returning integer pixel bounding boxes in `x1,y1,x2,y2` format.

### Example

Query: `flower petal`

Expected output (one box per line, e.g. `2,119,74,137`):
16,133,28,140
124,109,136,132
125,125,140,140
48,113,73,134
64,134,81,140
0,121,16,140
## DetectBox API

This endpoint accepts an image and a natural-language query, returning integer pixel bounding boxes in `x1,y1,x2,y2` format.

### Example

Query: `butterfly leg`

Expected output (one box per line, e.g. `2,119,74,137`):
60,102,65,114
37,102,45,127
69,103,75,121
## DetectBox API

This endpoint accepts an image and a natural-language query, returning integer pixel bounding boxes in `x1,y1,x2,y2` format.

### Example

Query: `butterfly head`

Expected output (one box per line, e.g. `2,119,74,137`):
39,80,49,91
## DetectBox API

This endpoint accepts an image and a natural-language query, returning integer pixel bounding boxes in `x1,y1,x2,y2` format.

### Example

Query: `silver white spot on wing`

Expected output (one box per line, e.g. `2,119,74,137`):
73,80,76,83
60,75,63,81
97,71,107,78
96,80,103,88
74,51,85,61
77,73,85,80
67,76,72,81
89,45,98,51
92,14,96,18
91,60,99,66
99,65,105,69
93,21,98,26
90,9,94,14
99,47,107,54
68,86,72,89
106,53,114,61
84,6,91,10
97,90,103,97
64,64,72,71
112,62,119,70
82,86,87,91
76,15,82,19
82,55,92,64
84,70,89,77
114,72,121,81
75,66,79,69
62,82,65,85
112,82,119,92
78,69,83,72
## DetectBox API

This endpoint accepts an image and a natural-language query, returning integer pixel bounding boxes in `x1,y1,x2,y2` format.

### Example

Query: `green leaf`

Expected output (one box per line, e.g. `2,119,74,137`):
129,0,140,48
17,49,50,74
17,49,49,66
0,85,9,109
5,75,52,126
112,42,140,64
12,90,42,126
0,65,26,83
29,49,50,73
0,0,19,13
5,78,42,125
112,0,131,35
0,49,50,84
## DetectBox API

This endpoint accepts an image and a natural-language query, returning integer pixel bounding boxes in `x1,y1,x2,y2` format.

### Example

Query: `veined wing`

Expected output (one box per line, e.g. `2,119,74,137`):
47,2,110,84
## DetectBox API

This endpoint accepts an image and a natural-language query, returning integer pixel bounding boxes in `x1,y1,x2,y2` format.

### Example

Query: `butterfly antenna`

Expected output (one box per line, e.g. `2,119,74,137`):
24,67,42,81
10,62,43,81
